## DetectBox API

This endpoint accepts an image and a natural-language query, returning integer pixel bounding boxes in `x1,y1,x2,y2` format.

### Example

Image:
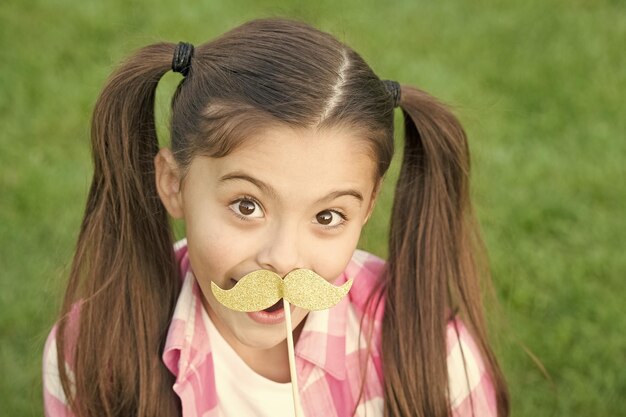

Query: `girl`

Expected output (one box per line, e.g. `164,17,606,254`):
43,17,509,417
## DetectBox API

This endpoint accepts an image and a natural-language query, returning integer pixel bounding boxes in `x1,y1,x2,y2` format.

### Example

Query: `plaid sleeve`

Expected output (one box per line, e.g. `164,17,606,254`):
42,325,75,417
447,319,497,417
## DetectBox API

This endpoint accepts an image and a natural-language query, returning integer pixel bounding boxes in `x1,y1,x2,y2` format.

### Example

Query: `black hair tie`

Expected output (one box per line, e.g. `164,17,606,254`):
382,80,401,108
172,42,194,77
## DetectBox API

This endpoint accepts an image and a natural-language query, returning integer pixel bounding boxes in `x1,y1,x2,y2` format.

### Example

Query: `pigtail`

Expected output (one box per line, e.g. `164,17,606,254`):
56,43,182,417
382,85,509,416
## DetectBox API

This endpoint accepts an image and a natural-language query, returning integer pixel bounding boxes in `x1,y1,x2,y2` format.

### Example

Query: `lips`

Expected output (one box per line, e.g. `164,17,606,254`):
246,300,294,325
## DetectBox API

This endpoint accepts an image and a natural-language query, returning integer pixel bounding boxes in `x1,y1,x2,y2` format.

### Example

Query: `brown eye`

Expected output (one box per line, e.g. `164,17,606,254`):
313,210,348,229
316,211,333,225
315,210,346,227
229,198,263,219
239,200,256,215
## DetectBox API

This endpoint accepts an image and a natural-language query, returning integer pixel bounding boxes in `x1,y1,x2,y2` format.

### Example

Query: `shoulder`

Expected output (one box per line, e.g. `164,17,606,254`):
173,238,190,276
340,251,497,416
348,248,386,274
345,249,386,299
446,318,497,417
43,239,190,417
340,249,386,362
344,249,386,318
43,299,83,414
43,321,76,416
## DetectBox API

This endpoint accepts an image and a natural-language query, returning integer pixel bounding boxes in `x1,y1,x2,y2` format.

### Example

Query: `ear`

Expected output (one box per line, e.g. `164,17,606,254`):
363,179,383,225
155,148,184,219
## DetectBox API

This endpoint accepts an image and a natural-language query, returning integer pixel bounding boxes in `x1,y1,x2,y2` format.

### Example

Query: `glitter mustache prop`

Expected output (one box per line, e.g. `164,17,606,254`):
211,269,353,417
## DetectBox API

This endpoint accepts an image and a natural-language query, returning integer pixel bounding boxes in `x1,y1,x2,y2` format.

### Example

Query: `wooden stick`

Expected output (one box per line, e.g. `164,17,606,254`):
283,298,303,417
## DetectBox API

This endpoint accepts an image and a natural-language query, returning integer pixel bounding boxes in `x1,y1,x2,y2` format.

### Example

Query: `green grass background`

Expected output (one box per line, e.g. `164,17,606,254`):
1,0,624,415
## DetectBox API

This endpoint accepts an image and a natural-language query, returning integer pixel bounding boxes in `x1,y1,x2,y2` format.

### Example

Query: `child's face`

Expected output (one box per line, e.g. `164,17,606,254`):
156,125,379,351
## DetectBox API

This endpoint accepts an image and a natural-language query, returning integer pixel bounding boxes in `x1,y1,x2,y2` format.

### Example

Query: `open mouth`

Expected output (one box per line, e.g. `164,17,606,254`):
263,299,284,313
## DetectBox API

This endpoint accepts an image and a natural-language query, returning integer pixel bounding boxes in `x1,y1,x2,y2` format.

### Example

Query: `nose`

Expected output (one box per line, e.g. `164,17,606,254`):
256,221,302,277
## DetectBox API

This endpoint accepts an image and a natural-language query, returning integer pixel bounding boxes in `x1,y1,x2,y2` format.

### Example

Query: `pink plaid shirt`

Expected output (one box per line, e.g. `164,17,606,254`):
44,240,496,416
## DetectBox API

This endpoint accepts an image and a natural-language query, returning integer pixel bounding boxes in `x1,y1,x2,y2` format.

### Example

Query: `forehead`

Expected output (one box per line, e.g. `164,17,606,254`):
191,125,378,198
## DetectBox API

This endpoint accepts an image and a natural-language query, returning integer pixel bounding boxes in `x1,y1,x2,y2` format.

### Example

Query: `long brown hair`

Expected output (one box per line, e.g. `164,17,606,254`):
56,17,508,417
381,86,509,416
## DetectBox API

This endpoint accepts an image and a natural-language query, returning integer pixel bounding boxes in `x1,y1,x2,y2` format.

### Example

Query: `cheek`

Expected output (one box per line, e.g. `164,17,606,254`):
309,225,364,282
184,212,253,282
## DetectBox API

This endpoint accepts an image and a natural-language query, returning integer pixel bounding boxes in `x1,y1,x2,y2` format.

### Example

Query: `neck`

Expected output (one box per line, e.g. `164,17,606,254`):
203,299,308,383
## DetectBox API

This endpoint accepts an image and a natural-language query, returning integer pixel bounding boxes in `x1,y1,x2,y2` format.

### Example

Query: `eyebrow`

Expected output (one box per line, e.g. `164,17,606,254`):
219,171,364,205
320,190,364,205
219,172,280,200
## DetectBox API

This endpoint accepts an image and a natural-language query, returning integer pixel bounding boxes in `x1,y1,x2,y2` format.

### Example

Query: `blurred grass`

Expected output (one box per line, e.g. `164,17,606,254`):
1,0,624,416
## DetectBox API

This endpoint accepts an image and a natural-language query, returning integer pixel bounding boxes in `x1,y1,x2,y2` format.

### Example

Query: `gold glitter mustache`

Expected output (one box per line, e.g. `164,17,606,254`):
211,269,353,312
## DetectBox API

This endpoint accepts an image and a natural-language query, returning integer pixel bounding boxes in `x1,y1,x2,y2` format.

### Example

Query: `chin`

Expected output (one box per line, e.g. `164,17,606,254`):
235,328,287,350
